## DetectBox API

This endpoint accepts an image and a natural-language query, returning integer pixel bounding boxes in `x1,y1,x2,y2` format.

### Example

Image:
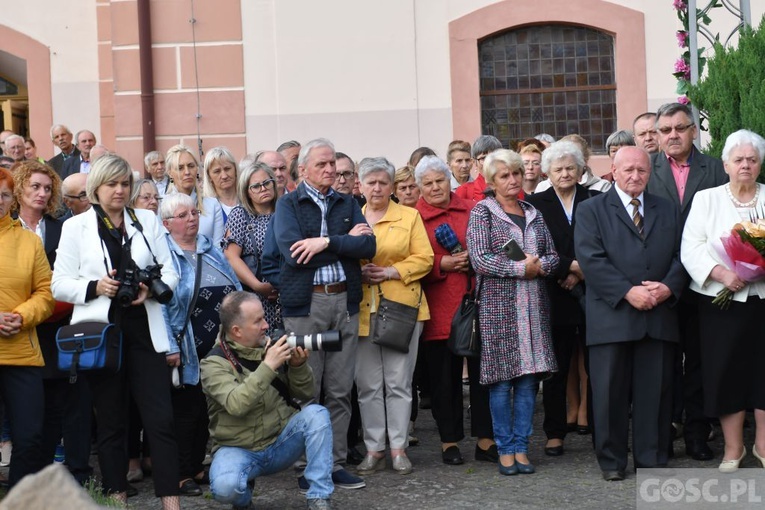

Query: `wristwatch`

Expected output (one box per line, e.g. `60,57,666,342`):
323,236,330,247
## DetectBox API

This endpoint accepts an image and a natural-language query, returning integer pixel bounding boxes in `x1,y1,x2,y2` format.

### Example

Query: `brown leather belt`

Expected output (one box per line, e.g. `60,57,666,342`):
313,282,347,294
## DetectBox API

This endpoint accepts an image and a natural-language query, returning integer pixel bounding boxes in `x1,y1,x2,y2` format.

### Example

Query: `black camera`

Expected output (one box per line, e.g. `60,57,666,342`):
115,262,173,307
271,329,342,352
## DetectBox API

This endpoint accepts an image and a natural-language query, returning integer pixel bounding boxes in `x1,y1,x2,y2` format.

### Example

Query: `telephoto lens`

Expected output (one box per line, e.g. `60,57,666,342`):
271,329,342,352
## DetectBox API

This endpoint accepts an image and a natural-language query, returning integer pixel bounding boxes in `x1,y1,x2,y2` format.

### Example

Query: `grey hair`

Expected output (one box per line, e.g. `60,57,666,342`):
203,146,238,198
534,133,556,144
74,130,96,145
605,130,636,151
276,140,301,152
483,149,523,184
3,134,23,146
357,157,395,184
50,124,71,139
297,138,335,167
721,129,765,163
86,154,133,204
237,161,277,215
220,291,263,335
129,178,159,208
541,141,586,176
143,150,164,170
471,135,503,158
656,102,694,124
160,191,196,220
414,155,450,186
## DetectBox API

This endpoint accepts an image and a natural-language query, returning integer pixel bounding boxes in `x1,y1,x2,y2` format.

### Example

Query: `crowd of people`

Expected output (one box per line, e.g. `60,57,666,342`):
0,101,764,509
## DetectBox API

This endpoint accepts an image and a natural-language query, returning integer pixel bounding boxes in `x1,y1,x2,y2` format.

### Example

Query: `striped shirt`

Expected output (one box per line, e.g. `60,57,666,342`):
302,182,346,285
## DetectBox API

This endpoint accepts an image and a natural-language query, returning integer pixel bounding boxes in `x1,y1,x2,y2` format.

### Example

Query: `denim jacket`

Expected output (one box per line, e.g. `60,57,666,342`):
162,233,242,386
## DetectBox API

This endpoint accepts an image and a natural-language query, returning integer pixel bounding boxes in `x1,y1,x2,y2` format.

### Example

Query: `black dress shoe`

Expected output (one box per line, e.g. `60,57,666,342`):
346,446,365,466
602,470,625,481
544,445,564,457
686,439,714,461
578,425,591,435
474,444,499,463
442,446,464,465
179,478,203,496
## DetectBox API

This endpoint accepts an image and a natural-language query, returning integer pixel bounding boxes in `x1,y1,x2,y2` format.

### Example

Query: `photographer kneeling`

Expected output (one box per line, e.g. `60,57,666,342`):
201,291,333,510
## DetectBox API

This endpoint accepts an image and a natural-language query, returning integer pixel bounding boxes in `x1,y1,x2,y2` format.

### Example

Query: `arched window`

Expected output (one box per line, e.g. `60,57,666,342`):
479,25,616,153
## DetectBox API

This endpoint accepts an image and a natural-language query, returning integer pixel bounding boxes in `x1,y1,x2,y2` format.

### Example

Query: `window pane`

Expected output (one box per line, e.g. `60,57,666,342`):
479,24,615,153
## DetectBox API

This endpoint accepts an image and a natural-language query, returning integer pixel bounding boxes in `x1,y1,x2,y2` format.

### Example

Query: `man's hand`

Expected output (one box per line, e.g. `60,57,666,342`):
440,251,470,273
263,336,294,371
642,281,672,304
349,223,374,237
289,237,329,264
288,345,309,367
625,286,658,310
569,260,584,280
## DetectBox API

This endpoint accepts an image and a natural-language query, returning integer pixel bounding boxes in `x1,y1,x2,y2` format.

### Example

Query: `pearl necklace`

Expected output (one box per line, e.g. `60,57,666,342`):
726,183,759,208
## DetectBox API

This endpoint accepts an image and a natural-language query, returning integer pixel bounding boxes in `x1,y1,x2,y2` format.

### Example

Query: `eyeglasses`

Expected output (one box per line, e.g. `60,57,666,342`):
335,171,355,181
657,123,694,135
523,160,541,167
169,209,200,220
248,179,275,192
137,194,161,202
64,192,89,202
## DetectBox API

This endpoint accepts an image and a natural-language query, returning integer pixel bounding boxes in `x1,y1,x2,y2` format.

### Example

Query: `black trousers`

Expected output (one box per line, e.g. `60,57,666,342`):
590,338,674,472
423,340,493,443
128,394,150,459
89,310,179,497
542,324,582,440
42,376,93,483
676,298,711,442
171,382,209,480
0,366,46,486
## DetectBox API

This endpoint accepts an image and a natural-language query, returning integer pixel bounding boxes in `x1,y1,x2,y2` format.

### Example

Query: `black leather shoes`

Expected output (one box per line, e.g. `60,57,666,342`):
442,445,464,465
475,444,499,463
544,445,564,457
686,439,714,461
179,478,202,496
602,470,625,481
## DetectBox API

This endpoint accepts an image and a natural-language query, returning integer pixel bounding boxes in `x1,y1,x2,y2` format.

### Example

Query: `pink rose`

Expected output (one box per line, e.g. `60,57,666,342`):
678,95,691,105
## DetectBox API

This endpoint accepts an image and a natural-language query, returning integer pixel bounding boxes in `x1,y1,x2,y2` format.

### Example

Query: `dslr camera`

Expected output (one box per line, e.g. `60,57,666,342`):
115,262,174,307
271,329,342,352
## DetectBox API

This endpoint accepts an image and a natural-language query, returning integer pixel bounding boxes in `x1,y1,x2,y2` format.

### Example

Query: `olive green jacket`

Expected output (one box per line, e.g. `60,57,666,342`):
200,334,314,452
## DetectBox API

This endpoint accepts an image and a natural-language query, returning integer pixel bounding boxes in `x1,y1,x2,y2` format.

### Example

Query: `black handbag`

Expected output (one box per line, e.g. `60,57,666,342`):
371,285,422,354
56,322,123,383
447,276,481,358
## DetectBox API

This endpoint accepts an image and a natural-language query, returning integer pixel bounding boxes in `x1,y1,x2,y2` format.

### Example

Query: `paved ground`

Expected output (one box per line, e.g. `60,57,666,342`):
119,389,745,510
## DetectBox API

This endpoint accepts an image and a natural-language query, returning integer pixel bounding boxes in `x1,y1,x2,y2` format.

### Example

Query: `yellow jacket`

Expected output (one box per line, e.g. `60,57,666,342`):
359,201,434,336
0,215,54,366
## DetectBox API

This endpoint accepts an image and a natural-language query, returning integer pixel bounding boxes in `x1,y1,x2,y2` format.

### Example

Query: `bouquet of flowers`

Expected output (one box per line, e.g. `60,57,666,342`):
712,218,765,309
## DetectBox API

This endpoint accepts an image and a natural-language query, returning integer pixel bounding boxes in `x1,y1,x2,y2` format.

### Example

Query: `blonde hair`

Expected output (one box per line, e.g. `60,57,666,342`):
165,144,205,214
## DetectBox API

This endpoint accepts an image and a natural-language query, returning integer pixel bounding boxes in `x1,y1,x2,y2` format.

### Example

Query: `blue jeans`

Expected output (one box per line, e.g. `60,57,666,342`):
489,375,539,455
210,404,333,506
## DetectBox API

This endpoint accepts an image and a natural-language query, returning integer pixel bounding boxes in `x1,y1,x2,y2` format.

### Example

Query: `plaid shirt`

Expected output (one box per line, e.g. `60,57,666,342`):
302,181,346,285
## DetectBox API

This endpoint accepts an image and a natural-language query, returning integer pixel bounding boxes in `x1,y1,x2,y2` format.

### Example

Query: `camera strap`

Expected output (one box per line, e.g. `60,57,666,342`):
211,338,300,410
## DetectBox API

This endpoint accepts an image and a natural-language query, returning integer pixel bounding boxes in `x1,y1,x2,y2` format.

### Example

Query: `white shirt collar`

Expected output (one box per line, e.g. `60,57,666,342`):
614,185,644,216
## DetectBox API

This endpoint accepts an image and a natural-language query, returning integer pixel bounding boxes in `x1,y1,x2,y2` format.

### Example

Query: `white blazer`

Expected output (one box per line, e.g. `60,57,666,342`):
681,183,765,302
52,207,179,353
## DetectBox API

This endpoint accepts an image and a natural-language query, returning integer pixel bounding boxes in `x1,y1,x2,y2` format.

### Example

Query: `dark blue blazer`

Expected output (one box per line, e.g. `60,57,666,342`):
574,187,687,346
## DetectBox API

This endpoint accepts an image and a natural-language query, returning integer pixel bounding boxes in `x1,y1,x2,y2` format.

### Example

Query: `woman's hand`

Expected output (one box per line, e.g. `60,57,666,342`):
440,251,470,273
166,353,181,367
96,270,120,298
569,260,584,280
363,264,400,284
0,313,22,337
711,265,746,292
523,254,542,279
558,273,581,291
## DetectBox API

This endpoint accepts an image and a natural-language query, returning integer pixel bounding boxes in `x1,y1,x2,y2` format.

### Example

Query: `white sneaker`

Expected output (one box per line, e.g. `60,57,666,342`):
0,442,12,467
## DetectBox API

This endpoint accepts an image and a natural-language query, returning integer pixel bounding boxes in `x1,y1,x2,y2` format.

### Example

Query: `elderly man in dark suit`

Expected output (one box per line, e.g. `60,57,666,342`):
646,102,727,461
575,146,687,481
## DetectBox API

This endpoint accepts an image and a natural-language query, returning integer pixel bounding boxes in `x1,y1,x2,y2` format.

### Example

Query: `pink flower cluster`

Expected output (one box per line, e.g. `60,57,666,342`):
673,0,688,11
674,58,691,79
676,30,688,48
678,95,691,105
